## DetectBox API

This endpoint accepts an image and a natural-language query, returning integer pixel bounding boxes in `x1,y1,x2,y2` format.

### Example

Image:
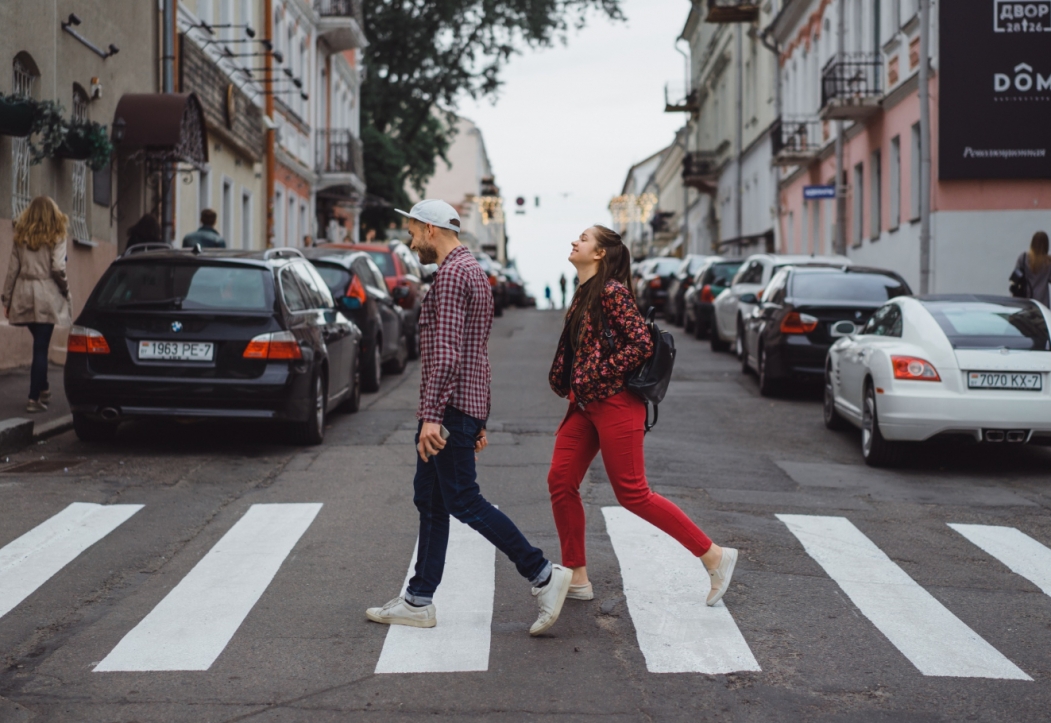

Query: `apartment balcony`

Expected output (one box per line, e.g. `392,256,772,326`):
664,85,699,115
771,116,825,167
682,150,720,192
706,0,760,23
316,129,364,190
820,53,883,120
315,0,366,52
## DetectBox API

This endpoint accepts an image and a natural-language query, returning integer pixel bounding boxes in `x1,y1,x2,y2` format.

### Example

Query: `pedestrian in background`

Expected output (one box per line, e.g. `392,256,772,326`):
559,273,567,309
125,213,162,250
2,196,72,413
546,225,739,605
545,283,553,309
1011,231,1051,306
365,199,571,636
181,209,226,248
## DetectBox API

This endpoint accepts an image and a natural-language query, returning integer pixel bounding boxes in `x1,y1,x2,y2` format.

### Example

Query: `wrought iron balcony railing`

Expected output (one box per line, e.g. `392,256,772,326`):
682,150,720,189
706,0,760,23
821,52,883,110
771,116,825,165
316,129,363,178
315,0,361,19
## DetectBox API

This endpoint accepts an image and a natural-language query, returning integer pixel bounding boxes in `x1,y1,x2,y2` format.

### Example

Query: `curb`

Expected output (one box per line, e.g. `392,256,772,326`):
0,414,73,456
34,414,74,441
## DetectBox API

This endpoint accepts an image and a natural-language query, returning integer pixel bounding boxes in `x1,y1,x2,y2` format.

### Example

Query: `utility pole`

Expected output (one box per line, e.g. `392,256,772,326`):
834,0,846,256
918,0,932,293
161,0,175,244
735,23,744,256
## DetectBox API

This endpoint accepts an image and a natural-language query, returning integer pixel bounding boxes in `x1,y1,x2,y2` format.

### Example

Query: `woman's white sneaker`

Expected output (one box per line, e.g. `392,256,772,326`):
706,547,738,607
365,597,436,628
530,564,572,635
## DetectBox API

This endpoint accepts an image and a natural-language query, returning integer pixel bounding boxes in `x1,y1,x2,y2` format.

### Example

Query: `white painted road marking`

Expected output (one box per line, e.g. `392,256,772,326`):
375,516,495,674
95,503,322,672
0,502,143,620
950,524,1051,598
779,514,1030,680
602,506,761,674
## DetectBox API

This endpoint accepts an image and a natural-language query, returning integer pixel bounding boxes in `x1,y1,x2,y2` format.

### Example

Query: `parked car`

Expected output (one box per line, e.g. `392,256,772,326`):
824,295,1051,466
472,251,508,316
319,241,425,360
740,265,911,396
303,248,410,393
710,253,851,355
503,266,528,308
64,247,362,445
635,257,683,316
683,258,742,338
665,254,716,326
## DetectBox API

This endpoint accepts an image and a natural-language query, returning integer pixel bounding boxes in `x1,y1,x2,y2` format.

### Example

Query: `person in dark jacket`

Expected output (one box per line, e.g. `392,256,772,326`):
181,209,226,248
125,214,162,250
546,225,739,606
1013,231,1051,306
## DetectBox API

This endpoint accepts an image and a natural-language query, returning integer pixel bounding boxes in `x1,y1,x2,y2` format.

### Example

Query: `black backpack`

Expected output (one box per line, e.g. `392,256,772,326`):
600,307,676,432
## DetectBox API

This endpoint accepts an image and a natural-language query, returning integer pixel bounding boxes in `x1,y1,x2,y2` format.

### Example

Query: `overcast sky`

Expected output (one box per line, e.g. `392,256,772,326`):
457,0,691,304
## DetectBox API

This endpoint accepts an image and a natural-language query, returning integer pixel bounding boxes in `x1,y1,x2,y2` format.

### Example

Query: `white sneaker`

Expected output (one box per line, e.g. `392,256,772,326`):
567,582,594,601
706,547,738,607
365,597,436,628
530,564,572,636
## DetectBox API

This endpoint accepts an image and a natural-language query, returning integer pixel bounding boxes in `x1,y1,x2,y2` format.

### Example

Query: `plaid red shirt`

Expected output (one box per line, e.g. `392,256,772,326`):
417,245,493,424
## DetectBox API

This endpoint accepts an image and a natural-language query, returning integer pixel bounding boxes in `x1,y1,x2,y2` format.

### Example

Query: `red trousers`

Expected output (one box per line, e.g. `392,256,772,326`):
547,391,713,568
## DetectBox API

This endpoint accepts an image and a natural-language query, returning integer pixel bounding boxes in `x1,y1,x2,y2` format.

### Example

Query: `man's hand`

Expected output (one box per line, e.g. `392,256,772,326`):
417,421,446,462
474,428,488,455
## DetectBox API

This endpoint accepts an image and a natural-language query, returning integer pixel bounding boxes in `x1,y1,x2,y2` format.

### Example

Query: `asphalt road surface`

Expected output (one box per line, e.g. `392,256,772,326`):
2,308,1051,722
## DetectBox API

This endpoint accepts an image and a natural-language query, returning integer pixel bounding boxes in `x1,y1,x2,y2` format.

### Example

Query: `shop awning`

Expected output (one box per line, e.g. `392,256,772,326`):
113,93,208,170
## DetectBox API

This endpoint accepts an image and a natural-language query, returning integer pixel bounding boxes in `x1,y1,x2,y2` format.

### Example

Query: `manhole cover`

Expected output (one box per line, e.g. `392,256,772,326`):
1,460,82,474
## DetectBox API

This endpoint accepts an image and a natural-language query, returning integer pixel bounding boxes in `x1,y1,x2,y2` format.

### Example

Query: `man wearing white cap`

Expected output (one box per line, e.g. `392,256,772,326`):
366,200,572,636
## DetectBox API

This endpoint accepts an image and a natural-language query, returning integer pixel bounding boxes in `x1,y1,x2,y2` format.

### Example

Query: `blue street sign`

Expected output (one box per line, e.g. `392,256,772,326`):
803,185,836,200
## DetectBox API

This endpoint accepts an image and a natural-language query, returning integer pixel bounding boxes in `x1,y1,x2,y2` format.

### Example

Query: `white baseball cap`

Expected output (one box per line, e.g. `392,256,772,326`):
395,199,461,234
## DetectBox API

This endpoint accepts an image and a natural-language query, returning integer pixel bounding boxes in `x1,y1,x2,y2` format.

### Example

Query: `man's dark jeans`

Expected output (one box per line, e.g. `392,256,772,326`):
406,406,549,603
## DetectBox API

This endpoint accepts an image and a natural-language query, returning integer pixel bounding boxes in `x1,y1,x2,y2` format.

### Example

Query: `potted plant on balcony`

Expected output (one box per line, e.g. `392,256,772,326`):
54,120,114,170
0,92,36,137
27,99,67,165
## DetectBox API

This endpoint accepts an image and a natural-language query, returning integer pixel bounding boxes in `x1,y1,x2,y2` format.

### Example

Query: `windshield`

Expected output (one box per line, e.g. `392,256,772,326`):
704,262,743,286
313,265,352,298
95,263,274,311
651,258,682,276
365,251,395,276
791,272,910,303
922,300,1051,350
686,257,708,274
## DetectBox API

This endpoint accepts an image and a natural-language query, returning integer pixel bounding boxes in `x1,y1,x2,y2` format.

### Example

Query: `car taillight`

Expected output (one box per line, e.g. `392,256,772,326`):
891,355,941,381
243,331,303,360
67,325,110,354
649,278,662,289
780,312,819,334
344,275,367,308
489,274,498,287
700,284,715,303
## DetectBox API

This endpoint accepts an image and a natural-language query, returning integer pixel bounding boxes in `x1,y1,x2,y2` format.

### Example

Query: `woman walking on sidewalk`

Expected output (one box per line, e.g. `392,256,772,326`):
2,196,71,413
546,225,738,605
1011,231,1051,306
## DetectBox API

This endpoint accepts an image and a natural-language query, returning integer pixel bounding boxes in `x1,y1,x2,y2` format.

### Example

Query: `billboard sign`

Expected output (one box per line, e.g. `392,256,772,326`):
940,1,1051,179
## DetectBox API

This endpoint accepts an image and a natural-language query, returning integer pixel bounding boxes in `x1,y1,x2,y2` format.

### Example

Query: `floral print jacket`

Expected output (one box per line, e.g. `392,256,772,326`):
548,279,654,406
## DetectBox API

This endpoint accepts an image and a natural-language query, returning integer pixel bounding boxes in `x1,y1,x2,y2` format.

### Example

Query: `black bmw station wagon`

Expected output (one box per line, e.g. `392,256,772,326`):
65,246,362,445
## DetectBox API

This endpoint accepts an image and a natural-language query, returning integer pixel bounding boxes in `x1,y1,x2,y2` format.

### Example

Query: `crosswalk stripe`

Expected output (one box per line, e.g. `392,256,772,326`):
375,517,495,674
0,502,143,620
94,503,322,672
778,514,1031,680
949,523,1051,598
602,507,761,674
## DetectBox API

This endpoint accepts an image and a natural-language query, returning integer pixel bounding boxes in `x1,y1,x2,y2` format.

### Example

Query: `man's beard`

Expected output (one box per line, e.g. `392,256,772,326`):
414,240,438,264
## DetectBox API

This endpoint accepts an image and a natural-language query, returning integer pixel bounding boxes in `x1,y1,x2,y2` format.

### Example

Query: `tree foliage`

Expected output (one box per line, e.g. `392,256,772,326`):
359,0,624,234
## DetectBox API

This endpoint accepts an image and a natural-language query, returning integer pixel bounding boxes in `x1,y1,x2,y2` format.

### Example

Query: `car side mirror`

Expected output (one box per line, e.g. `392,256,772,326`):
739,293,759,305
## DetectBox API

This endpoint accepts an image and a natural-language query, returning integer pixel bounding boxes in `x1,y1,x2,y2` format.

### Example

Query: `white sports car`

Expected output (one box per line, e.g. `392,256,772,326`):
824,295,1051,466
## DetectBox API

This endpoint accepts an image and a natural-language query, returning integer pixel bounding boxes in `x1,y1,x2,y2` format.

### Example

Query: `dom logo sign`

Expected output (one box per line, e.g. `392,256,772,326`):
941,1,1051,179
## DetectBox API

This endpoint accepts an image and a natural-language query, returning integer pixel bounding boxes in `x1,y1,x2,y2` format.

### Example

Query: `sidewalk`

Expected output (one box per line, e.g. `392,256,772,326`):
0,364,72,454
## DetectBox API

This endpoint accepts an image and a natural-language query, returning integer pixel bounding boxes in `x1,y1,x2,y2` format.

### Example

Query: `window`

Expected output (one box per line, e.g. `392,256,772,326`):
300,201,309,245
737,260,764,285
288,194,297,246
220,0,233,43
910,122,921,221
363,258,390,296
889,136,901,230
800,204,807,254
920,299,1050,351
239,0,253,35
241,190,252,250
221,177,233,244
70,86,90,242
198,169,211,222
274,187,285,247
279,267,307,311
862,304,903,337
852,162,864,247
11,55,37,218
291,261,333,309
95,263,274,311
791,272,910,302
870,150,881,240
764,270,790,304
197,0,213,23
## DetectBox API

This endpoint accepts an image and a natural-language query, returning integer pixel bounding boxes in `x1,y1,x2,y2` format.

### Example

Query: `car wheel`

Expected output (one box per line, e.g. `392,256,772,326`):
383,334,408,375
757,345,778,397
361,337,382,392
683,308,695,334
341,368,361,414
734,318,745,360
406,327,419,361
72,413,117,443
494,301,504,317
710,323,729,352
823,366,849,430
862,383,902,467
293,373,326,446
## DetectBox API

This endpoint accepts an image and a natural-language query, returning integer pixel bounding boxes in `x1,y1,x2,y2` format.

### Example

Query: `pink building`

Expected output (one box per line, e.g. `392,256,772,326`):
770,0,1051,294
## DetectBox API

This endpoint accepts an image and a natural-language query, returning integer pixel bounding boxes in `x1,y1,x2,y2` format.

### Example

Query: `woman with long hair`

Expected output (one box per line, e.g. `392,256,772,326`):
1013,231,1051,306
2,196,71,412
547,225,738,605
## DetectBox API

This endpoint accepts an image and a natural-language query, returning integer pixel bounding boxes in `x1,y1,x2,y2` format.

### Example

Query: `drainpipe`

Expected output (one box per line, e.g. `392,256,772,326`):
735,23,744,256
161,0,175,244
918,0,932,293
265,0,275,248
760,26,782,254
675,38,691,255
834,0,846,256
